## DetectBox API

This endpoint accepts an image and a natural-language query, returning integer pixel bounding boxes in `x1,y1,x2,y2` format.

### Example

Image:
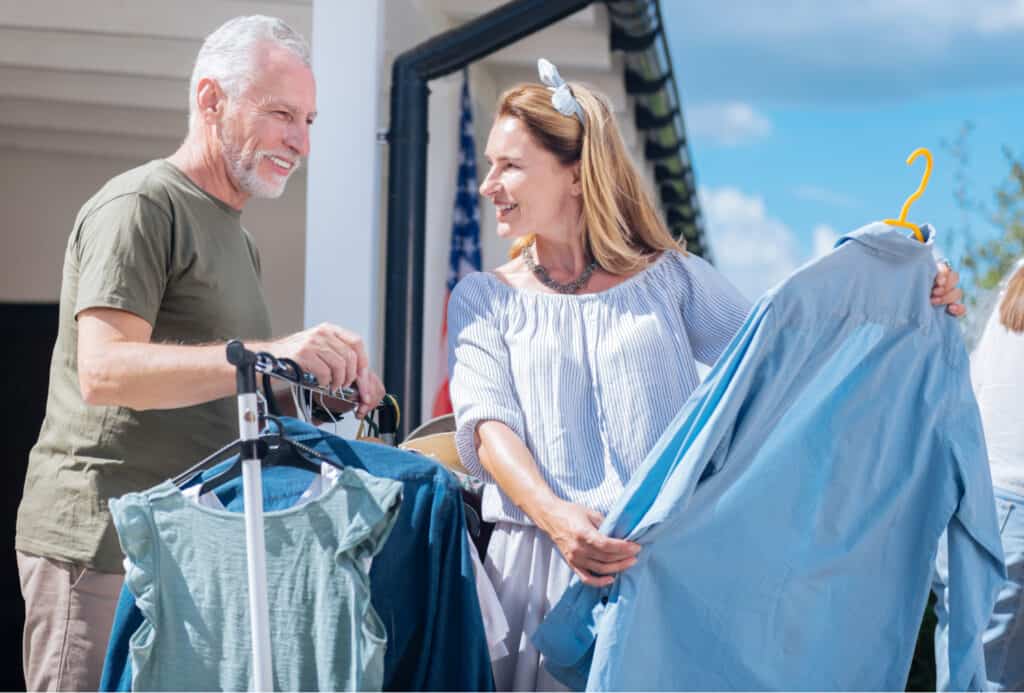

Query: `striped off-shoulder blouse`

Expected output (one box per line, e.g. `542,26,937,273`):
447,249,752,524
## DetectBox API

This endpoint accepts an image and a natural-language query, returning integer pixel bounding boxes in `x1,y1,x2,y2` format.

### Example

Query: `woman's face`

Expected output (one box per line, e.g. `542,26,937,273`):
479,116,580,240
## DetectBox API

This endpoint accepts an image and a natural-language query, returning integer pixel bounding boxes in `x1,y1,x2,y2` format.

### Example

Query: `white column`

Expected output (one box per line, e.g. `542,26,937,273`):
306,0,384,361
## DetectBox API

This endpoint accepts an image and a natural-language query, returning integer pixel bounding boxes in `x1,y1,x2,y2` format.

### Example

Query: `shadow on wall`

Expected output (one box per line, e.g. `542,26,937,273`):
2,303,58,690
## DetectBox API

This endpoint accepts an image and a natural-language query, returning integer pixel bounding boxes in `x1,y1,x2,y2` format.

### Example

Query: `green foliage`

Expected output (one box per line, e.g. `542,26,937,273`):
967,149,1024,290
943,123,1024,294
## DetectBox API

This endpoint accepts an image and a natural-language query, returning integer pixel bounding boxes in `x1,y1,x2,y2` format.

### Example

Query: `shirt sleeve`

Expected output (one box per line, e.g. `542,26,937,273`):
676,252,752,366
447,276,526,483
937,382,1007,692
73,194,172,326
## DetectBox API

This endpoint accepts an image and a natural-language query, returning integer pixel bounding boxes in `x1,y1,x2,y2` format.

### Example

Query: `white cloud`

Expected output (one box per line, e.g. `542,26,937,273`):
812,224,841,259
699,185,804,300
686,102,772,147
975,1,1024,32
700,187,845,299
672,1,1024,40
663,1,1024,103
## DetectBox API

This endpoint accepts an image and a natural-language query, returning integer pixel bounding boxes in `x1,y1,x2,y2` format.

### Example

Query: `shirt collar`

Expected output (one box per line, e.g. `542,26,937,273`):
835,221,936,258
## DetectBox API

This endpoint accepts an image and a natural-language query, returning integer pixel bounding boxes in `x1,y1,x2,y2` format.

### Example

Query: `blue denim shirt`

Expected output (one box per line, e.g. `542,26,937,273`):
101,418,495,692
534,223,1006,691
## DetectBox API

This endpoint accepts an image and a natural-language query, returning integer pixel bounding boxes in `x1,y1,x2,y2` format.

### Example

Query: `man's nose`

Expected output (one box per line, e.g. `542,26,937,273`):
285,121,310,158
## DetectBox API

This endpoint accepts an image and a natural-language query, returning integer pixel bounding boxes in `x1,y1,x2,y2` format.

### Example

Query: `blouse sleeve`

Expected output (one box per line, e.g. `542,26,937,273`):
447,275,526,483
676,252,753,366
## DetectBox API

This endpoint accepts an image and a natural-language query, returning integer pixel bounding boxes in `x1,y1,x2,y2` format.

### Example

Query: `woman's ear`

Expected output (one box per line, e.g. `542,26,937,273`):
570,162,583,197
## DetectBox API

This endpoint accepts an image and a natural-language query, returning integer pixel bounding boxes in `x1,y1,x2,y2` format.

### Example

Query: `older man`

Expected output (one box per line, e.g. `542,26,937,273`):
14,16,380,691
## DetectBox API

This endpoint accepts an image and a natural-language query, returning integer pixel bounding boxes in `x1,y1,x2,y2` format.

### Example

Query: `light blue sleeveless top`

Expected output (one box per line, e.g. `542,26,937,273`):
110,467,402,691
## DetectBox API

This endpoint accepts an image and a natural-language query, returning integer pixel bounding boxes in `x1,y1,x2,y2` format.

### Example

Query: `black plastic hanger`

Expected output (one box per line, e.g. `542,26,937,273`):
172,416,338,495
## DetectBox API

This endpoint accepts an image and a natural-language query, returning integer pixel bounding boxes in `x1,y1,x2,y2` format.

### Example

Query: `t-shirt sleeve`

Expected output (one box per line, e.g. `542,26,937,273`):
447,276,526,483
935,369,1007,691
73,194,171,326
677,252,752,366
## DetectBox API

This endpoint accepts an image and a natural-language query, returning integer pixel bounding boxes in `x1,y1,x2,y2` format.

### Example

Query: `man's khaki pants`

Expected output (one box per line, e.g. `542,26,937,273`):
17,551,123,692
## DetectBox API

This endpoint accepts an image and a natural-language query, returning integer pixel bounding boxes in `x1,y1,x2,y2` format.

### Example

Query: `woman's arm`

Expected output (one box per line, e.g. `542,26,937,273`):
476,420,640,588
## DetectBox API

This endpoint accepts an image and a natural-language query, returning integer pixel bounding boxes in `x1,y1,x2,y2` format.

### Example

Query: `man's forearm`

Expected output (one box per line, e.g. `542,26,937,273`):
79,339,275,410
77,309,377,414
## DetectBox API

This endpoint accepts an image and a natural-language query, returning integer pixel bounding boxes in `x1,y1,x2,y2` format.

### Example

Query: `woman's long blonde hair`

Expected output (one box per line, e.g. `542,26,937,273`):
496,81,683,274
1000,263,1024,333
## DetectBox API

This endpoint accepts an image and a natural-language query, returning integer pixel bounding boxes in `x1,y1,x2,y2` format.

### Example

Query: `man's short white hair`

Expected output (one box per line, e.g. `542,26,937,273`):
188,15,311,128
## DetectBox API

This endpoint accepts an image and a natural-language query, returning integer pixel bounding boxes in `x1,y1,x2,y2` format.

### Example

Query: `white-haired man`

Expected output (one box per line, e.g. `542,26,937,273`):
14,16,382,690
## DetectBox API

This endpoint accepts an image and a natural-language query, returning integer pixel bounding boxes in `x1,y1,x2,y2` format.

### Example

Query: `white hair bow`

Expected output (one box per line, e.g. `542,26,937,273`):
537,58,585,125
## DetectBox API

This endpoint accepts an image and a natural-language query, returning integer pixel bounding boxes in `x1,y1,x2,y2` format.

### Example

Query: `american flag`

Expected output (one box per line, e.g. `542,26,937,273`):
432,73,482,417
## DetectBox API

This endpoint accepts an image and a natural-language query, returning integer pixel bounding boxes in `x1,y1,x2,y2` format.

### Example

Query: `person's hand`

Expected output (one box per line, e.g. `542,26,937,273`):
539,500,641,588
353,367,386,420
932,263,966,317
268,322,376,398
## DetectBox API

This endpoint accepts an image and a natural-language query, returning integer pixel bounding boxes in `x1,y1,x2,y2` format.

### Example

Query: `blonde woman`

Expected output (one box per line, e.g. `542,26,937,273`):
447,59,965,691
934,260,1024,690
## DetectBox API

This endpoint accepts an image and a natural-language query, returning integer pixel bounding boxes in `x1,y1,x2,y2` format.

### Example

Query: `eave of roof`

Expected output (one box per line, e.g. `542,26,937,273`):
608,0,711,260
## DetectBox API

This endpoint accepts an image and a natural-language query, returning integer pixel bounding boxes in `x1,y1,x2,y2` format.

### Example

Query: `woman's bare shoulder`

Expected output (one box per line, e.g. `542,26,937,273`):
489,256,531,289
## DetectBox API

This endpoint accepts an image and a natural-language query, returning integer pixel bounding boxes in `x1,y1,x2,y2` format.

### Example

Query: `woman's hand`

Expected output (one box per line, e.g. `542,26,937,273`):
538,500,641,588
932,263,966,317
474,421,641,587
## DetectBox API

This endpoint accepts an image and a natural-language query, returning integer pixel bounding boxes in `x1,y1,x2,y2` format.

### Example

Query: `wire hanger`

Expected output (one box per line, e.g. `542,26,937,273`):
317,391,341,436
883,147,932,243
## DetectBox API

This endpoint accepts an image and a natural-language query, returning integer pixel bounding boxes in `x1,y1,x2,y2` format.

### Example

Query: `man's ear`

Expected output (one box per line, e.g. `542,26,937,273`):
196,78,226,123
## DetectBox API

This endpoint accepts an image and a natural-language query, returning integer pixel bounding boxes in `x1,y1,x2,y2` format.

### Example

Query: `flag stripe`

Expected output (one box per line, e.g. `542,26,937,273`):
433,74,482,418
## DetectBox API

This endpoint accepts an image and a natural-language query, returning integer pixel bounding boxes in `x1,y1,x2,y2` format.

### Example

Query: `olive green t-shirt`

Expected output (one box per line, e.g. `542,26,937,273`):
16,160,273,573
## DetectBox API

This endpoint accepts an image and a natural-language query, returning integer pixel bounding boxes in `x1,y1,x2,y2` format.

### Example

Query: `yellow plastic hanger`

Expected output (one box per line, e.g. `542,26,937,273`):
883,147,932,243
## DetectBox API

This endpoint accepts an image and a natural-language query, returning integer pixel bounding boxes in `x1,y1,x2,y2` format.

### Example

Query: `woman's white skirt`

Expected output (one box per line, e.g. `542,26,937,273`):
484,522,574,692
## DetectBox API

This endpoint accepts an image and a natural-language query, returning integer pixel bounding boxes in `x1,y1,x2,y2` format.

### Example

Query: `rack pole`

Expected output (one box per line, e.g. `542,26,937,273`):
227,341,273,691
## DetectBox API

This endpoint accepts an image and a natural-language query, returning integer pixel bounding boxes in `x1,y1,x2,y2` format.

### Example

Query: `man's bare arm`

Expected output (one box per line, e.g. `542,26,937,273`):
77,307,384,415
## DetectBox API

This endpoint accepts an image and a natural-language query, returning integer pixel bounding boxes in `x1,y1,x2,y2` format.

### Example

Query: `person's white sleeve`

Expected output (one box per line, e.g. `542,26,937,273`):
677,252,752,366
448,276,526,482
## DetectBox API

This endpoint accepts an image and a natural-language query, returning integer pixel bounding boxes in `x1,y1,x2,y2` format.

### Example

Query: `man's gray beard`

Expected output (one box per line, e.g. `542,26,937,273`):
219,132,294,200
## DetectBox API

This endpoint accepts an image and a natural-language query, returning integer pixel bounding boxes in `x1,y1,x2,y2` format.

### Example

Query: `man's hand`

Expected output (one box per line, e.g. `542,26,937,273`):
353,367,385,419
265,323,384,418
267,323,366,392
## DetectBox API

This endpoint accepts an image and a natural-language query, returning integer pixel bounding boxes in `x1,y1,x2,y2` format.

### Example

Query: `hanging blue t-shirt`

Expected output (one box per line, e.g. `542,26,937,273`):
533,223,1006,691
101,419,495,692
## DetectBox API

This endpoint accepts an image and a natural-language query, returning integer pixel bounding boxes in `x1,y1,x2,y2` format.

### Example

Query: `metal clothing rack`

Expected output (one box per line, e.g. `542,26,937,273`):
225,340,274,690
223,339,396,691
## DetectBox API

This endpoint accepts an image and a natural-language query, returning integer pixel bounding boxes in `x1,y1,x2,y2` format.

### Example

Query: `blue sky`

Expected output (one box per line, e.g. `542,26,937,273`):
661,1,1024,300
